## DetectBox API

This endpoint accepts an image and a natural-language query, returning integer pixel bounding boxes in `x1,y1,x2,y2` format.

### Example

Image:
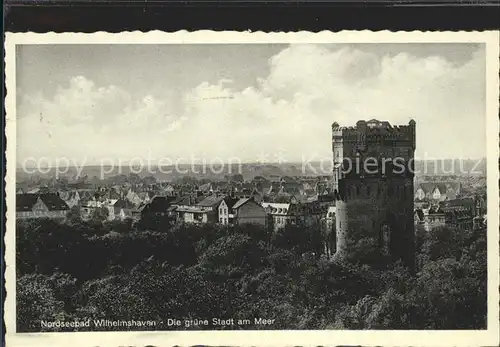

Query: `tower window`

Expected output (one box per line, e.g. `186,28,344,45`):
367,185,371,197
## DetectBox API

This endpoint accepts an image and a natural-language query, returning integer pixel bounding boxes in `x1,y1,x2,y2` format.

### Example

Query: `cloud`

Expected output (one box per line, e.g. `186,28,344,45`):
16,44,486,165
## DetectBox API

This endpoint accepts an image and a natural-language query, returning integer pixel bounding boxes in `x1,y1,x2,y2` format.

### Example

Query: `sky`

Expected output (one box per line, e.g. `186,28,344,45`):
16,43,486,165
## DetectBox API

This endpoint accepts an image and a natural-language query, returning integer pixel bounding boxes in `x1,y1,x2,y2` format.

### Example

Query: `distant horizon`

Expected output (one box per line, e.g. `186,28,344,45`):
16,43,486,164
16,156,488,170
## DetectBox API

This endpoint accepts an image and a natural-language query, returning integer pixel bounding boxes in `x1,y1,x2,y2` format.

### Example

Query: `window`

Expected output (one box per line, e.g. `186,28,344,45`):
381,224,391,256
366,185,371,197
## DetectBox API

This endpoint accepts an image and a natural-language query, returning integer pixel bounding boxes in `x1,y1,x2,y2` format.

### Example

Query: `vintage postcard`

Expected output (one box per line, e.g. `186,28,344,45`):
4,30,500,347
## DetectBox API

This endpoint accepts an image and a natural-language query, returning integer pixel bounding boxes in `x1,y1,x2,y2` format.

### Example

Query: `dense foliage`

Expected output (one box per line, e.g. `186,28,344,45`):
16,215,487,332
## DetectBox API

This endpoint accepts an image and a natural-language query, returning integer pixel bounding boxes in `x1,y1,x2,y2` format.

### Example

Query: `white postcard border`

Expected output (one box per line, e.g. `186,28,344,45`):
4,30,500,347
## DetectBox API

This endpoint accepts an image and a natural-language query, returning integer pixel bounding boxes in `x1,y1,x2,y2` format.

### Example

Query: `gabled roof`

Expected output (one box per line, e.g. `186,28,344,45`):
197,195,225,207
414,209,425,221
416,182,461,194
37,193,70,211
222,197,239,210
16,194,39,211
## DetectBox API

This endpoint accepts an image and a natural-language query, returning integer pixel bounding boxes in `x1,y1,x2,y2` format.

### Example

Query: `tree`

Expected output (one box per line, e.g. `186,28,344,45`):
231,174,244,182
66,206,82,224
17,274,65,332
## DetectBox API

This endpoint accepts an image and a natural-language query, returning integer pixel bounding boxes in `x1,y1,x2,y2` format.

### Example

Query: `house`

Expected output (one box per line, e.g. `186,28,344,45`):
231,198,267,226
440,198,475,215
162,184,176,196
444,210,473,231
171,194,199,207
208,182,228,194
113,198,136,220
218,197,238,225
172,195,222,225
81,198,105,220
59,190,82,208
261,202,297,232
279,182,301,196
103,199,119,221
414,207,446,232
295,201,323,227
76,189,94,206
414,198,475,231
16,193,69,219
414,182,461,202
199,183,212,194
106,189,122,201
176,205,214,224
137,191,154,205
140,196,176,220
126,189,143,206
197,195,225,208
440,198,475,231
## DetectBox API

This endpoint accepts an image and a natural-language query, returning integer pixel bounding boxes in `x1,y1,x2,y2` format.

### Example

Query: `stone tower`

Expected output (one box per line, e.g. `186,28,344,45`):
332,119,416,267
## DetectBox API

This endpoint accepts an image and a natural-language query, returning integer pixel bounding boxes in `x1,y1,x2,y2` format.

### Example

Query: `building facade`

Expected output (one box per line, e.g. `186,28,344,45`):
231,198,267,226
332,119,416,267
16,193,70,219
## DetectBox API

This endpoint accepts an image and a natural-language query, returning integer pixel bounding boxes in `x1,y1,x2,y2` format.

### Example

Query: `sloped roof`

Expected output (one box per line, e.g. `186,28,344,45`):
211,182,228,190
414,209,425,221
16,194,39,211
114,198,136,209
172,195,192,206
223,197,239,210
39,193,70,211
199,183,211,192
441,198,474,209
232,198,251,210
428,206,444,214
416,182,461,195
261,202,292,215
197,195,225,207
146,196,176,212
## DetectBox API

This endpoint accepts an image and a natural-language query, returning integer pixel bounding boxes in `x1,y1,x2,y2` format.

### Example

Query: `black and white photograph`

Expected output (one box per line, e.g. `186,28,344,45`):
4,31,500,347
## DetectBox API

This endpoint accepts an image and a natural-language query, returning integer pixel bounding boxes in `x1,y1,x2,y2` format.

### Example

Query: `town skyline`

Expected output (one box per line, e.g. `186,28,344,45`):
16,43,486,164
